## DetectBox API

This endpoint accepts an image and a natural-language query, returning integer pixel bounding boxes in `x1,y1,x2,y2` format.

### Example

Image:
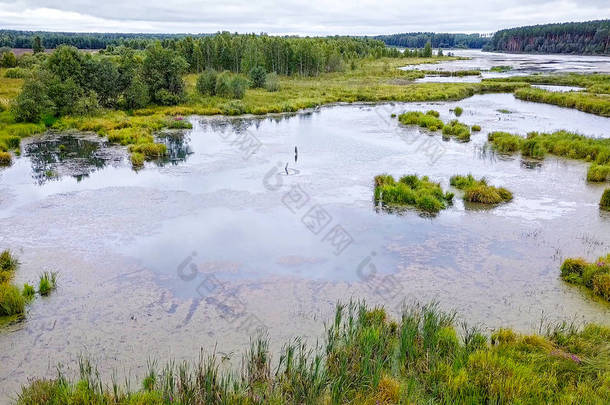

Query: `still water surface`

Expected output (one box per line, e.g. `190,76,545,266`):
0,52,609,401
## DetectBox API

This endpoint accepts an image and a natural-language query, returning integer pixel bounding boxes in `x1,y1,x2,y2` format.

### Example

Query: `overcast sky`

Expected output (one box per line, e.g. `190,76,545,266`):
0,1,609,35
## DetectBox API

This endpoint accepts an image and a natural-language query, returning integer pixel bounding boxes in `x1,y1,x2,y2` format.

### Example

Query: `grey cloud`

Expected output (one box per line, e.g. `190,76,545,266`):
0,0,609,34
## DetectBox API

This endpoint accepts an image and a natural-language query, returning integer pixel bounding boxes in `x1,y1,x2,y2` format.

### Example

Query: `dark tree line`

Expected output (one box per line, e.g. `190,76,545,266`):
484,20,610,55
0,30,197,50
373,33,490,49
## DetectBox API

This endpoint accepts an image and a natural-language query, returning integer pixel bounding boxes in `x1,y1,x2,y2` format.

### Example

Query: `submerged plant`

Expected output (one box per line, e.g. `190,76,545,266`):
450,174,513,204
374,174,453,214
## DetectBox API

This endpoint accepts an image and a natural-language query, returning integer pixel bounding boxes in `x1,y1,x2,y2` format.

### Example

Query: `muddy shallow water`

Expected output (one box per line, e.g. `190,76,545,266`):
1,71,610,401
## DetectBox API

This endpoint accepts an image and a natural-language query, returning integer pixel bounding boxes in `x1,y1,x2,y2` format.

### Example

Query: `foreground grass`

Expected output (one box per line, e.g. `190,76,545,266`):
487,130,610,182
374,174,454,214
0,58,529,168
16,301,610,404
561,254,610,301
450,174,513,204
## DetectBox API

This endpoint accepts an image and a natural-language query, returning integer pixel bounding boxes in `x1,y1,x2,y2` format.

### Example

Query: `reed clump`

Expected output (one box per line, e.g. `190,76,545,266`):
450,174,513,204
374,174,454,214
600,189,610,210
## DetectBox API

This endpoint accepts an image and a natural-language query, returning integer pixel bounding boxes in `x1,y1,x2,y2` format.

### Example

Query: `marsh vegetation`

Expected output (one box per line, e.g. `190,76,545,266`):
561,255,610,301
450,175,513,204
374,174,454,214
15,301,610,404
397,111,471,142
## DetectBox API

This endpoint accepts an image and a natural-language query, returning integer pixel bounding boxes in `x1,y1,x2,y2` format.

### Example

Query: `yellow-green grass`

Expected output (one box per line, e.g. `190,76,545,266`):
374,174,454,214
561,254,610,301
398,111,471,142
450,174,513,204
0,249,25,323
488,130,610,182
513,88,610,117
15,301,610,404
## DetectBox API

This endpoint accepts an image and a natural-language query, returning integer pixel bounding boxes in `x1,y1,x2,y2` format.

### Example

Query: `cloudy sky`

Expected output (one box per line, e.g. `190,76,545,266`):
0,1,608,35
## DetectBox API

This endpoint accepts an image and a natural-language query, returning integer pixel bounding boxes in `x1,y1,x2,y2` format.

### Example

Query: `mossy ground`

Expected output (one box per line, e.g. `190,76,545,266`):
15,301,610,405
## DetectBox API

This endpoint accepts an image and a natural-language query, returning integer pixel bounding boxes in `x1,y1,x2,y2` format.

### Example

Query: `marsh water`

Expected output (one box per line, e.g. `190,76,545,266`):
1,51,610,401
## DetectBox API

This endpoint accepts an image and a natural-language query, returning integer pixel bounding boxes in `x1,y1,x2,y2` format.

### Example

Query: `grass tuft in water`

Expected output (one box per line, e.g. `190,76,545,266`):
442,120,471,142
38,271,58,296
560,254,610,301
600,189,610,211
453,106,463,116
471,125,481,132
374,174,454,214
398,110,444,131
0,150,11,166
450,174,513,204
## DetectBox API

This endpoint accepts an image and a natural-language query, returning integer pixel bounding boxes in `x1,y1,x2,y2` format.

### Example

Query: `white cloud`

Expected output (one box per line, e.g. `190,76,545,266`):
0,0,608,35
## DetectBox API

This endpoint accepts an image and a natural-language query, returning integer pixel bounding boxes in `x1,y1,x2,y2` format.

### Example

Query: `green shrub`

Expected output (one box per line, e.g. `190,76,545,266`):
600,189,610,210
588,165,610,182
374,174,453,214
215,71,233,98
196,70,218,96
249,66,267,88
264,72,280,92
4,67,31,79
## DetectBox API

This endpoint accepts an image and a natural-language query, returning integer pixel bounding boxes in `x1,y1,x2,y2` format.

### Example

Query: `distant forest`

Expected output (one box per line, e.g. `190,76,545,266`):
484,20,610,55
0,30,209,49
372,33,490,49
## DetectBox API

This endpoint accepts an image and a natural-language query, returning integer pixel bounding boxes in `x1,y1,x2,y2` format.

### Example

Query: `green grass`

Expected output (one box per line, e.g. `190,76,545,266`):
453,106,463,117
488,130,610,182
513,88,610,117
561,254,610,301
471,125,481,132
398,111,472,142
374,174,454,214
489,65,512,73
601,189,610,211
450,174,513,204
441,120,471,142
398,110,444,131
15,301,610,404
38,271,58,296
422,69,481,77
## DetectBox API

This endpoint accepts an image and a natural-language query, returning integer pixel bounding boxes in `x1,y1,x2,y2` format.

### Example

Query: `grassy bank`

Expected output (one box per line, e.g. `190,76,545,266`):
483,73,610,117
450,174,513,204
374,174,454,214
0,58,529,168
561,254,610,301
16,301,610,404
487,130,610,182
